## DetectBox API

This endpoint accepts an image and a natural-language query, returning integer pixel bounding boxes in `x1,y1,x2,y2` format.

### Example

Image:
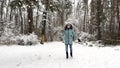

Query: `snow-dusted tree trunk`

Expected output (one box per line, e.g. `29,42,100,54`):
117,0,120,39
96,0,103,40
83,0,88,32
27,2,34,34
40,0,49,44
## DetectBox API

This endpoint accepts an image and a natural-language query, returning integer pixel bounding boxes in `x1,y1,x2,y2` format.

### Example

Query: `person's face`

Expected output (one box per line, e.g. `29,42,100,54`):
67,24,71,28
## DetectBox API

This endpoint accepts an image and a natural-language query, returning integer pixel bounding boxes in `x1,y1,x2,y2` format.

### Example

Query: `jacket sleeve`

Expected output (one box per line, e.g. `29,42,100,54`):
72,30,78,40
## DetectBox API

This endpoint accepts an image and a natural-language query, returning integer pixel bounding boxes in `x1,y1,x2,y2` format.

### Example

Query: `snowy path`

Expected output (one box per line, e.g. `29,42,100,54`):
0,42,120,68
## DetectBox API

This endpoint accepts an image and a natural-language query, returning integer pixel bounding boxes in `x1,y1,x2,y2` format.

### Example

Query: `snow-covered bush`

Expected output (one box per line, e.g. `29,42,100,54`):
0,21,16,45
79,32,96,41
0,32,39,45
80,40,104,47
0,33,17,45
16,33,39,45
0,20,38,45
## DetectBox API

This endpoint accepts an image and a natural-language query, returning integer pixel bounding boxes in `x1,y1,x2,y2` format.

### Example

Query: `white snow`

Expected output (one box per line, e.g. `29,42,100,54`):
0,42,120,68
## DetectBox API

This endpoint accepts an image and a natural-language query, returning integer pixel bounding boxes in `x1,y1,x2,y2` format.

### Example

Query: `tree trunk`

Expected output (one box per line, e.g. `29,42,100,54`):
27,4,34,34
19,7,24,34
83,10,86,32
35,7,39,35
61,12,64,27
117,0,120,39
0,0,4,19
83,0,88,32
40,0,49,44
96,0,102,40
89,0,95,34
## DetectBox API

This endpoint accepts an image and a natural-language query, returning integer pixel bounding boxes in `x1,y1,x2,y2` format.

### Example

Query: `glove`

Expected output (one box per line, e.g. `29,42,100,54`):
78,39,81,42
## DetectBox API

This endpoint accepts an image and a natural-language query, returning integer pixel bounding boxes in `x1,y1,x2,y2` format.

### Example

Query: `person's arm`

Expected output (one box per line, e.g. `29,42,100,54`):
72,30,78,39
72,30,81,42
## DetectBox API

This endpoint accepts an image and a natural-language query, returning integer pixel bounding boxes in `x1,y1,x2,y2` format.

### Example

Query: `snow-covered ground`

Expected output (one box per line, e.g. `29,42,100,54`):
0,42,120,68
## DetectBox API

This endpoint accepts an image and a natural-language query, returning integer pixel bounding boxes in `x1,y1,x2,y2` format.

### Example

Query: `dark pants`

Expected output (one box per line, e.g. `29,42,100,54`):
65,44,73,58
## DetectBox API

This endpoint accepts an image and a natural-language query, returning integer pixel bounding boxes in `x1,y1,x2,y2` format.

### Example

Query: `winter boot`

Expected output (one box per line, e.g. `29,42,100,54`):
70,52,73,57
66,52,69,59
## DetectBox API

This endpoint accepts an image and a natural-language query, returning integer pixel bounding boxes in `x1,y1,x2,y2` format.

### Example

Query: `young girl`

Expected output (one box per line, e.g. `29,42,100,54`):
61,23,80,59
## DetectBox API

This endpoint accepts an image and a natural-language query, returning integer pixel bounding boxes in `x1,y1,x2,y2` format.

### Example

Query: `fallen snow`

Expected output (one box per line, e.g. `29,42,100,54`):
0,42,120,68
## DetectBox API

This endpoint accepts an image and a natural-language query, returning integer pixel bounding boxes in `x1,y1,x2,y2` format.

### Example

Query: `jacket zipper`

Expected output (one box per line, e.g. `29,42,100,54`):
68,29,69,44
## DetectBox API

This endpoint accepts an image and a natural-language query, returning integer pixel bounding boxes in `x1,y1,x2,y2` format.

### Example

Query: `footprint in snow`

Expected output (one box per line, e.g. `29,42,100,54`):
16,62,21,67
114,48,119,51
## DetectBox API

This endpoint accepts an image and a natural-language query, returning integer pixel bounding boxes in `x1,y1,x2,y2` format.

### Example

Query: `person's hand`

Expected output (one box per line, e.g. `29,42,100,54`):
78,38,81,42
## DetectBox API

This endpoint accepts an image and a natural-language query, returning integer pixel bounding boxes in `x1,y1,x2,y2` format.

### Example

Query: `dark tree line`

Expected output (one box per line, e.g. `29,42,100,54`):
76,0,120,44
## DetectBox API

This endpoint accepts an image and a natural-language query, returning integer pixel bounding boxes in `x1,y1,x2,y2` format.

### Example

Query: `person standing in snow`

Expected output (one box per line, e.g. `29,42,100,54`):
60,23,81,59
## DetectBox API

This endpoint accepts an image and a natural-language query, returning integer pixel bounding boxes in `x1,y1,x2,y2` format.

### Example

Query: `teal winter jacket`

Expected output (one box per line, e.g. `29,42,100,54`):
61,29,78,45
